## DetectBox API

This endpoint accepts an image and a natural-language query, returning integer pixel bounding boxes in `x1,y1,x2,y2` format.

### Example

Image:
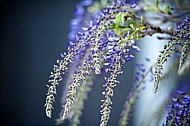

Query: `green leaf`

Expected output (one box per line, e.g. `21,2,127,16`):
114,12,126,26
156,0,159,8
140,15,144,25
164,5,171,15
155,0,161,12
126,17,136,25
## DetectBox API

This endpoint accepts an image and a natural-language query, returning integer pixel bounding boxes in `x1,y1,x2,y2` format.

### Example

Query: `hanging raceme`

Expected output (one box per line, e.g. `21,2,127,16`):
44,0,190,125
154,15,190,93
45,1,145,125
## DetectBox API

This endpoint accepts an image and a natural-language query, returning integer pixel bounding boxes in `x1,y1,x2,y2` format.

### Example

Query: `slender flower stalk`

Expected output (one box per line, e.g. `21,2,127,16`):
119,59,154,126
100,56,123,126
68,77,93,126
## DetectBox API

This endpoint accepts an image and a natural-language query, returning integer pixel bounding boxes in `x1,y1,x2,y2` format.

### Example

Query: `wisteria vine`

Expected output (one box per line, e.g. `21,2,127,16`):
44,0,190,126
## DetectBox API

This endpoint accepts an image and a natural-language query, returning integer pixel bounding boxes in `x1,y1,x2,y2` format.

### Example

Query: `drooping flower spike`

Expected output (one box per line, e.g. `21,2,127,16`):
154,15,190,93
44,0,190,126
45,0,144,125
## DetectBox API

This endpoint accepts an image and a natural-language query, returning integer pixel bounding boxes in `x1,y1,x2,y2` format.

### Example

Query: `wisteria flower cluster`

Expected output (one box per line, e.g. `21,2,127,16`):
154,15,190,93
44,0,190,126
164,90,190,126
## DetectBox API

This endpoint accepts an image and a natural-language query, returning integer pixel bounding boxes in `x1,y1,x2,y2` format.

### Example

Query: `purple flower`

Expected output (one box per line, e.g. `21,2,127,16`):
164,90,190,126
45,0,141,125
154,15,190,93
175,15,190,40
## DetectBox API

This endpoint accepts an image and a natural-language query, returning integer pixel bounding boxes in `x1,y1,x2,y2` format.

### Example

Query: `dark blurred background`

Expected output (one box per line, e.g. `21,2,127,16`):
0,0,134,126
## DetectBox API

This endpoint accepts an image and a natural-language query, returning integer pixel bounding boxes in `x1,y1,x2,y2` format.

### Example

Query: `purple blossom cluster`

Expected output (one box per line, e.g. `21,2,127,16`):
175,15,190,40
154,15,190,93
44,0,190,126
68,0,93,41
164,90,190,126
176,16,190,70
45,0,141,125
